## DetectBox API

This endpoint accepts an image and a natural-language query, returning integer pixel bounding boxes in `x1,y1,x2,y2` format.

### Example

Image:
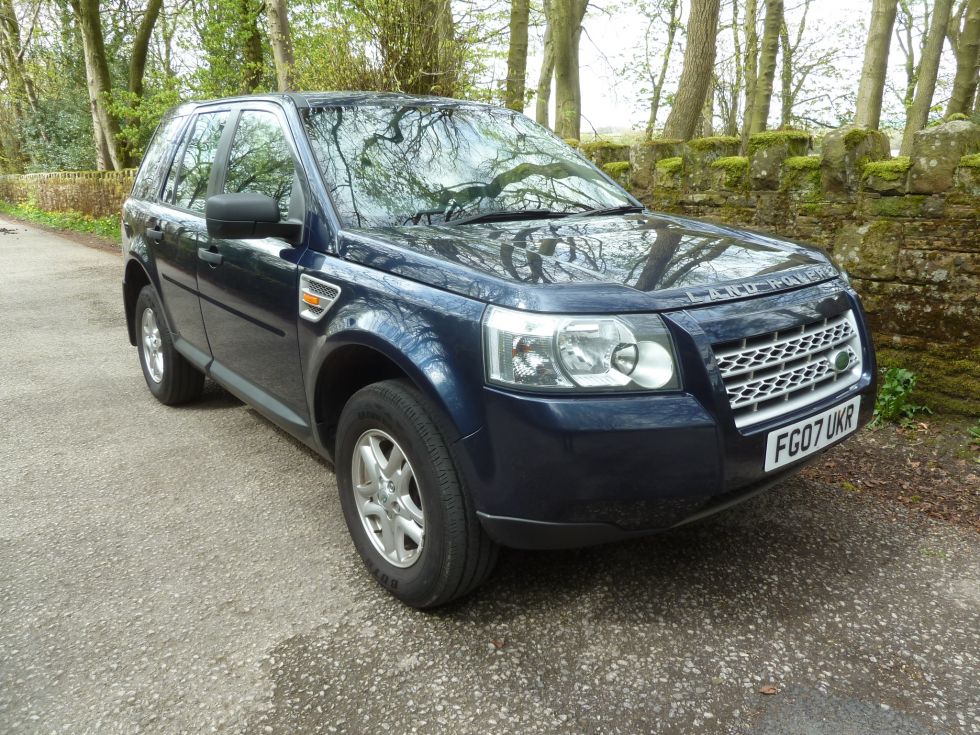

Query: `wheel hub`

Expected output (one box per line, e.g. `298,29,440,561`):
351,429,425,568
140,307,165,384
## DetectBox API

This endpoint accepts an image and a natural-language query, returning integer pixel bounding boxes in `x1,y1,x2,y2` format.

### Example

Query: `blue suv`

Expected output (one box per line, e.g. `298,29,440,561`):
122,93,876,607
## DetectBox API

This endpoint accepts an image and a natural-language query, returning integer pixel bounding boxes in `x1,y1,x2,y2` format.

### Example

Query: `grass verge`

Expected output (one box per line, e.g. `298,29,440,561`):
0,200,119,242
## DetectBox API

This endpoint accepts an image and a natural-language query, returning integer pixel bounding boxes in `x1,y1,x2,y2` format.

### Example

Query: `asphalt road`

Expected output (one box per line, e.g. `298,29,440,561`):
1,218,978,735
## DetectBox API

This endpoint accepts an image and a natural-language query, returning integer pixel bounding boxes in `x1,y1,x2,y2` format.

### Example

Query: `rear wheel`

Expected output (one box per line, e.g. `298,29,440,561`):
336,380,498,608
134,285,204,405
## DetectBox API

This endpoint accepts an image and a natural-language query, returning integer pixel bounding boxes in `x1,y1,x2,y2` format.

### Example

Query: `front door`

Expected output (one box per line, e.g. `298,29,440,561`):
196,107,308,419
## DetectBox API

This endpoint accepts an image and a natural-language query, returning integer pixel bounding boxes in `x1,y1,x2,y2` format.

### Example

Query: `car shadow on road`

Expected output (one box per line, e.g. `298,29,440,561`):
444,481,903,627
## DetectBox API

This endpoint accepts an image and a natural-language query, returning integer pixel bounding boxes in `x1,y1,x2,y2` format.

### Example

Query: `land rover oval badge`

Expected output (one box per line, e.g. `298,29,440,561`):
830,350,851,373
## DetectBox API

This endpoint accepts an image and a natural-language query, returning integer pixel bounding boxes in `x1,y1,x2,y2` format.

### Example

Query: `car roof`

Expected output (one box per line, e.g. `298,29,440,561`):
165,91,495,119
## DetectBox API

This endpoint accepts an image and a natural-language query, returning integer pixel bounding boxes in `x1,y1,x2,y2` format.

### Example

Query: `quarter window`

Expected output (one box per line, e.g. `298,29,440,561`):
172,111,229,212
132,115,186,200
224,111,296,219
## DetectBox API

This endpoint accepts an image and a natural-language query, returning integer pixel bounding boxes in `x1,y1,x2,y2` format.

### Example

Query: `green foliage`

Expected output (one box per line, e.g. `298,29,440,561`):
872,367,932,427
863,157,912,181
0,200,119,241
968,420,980,446
107,82,184,165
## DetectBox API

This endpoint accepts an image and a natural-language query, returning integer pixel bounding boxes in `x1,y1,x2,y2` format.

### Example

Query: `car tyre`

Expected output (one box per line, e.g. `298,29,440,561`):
134,285,204,405
336,379,498,608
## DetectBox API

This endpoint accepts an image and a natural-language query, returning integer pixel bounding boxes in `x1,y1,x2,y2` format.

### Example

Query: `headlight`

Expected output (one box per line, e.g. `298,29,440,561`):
484,306,679,392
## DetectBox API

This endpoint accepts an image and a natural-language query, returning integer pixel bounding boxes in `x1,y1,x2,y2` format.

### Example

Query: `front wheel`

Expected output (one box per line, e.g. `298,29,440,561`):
336,380,498,608
134,285,204,405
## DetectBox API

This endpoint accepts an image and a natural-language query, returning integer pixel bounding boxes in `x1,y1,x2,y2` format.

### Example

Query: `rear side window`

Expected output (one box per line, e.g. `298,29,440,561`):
223,110,296,219
171,111,229,213
132,115,186,200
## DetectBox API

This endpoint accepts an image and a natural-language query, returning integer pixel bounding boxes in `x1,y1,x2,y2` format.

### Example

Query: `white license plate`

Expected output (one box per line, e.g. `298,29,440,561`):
764,396,861,472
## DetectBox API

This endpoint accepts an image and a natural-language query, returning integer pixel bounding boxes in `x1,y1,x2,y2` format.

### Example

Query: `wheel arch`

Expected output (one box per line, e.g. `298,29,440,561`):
312,333,479,461
123,258,152,346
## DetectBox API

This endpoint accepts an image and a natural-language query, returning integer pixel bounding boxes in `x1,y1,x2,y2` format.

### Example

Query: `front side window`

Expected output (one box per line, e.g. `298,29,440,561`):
304,104,632,229
172,111,229,212
224,110,296,219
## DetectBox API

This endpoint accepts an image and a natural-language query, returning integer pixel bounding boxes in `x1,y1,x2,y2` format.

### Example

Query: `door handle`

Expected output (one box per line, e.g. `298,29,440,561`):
145,226,163,242
198,247,223,266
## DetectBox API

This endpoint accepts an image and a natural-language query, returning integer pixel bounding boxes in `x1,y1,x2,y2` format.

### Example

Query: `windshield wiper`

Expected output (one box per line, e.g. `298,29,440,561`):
445,209,571,226
576,204,645,217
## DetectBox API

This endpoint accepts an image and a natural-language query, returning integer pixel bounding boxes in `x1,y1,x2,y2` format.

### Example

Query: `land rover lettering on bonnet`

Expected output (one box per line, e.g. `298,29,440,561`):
121,93,876,607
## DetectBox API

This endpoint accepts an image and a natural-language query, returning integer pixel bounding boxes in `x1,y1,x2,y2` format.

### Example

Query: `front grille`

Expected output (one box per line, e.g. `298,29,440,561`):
713,311,862,428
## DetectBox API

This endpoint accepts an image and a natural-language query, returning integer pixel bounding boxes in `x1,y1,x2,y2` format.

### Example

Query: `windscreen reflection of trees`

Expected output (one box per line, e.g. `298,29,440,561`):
174,112,228,212
304,105,631,229
224,111,295,218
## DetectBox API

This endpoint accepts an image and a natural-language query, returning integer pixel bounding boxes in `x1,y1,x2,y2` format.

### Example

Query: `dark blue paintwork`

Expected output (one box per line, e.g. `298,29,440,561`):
122,93,877,550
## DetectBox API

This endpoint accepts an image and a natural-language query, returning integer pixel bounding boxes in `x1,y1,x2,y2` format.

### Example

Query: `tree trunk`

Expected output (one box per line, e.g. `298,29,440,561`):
535,0,554,125
267,0,296,91
724,0,743,136
128,0,163,100
740,0,758,147
663,0,721,140
73,0,124,170
505,0,530,110
854,0,899,128
699,81,715,136
241,0,264,93
901,0,954,154
946,0,980,116
779,19,792,126
645,0,680,138
551,0,587,140
746,0,782,136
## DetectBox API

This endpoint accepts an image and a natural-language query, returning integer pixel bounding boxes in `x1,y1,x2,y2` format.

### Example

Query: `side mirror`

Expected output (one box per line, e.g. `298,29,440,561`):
205,192,302,244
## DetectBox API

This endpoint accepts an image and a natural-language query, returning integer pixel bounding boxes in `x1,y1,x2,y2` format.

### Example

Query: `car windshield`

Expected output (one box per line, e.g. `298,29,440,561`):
303,104,633,229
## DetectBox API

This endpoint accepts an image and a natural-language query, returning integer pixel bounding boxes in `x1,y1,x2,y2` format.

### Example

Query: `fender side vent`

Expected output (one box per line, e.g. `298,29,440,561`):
299,274,341,322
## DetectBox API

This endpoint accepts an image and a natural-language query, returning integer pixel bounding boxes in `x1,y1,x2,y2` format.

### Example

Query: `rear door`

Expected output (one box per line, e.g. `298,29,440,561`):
196,104,309,420
151,109,231,368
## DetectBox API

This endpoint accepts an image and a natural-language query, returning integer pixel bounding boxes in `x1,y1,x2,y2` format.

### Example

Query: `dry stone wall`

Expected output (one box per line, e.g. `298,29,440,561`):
0,169,136,218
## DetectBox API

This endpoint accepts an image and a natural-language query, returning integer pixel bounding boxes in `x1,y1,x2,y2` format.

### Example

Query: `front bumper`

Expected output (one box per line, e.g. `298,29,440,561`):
455,281,876,549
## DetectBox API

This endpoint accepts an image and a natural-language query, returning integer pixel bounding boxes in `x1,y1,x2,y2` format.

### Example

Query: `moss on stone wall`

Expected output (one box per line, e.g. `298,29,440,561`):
876,344,980,416
564,138,580,148
602,161,630,176
959,153,980,168
709,156,749,189
688,136,740,152
843,128,873,149
784,156,820,171
656,156,684,175
866,194,927,218
863,157,912,182
641,138,683,151
747,130,812,154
